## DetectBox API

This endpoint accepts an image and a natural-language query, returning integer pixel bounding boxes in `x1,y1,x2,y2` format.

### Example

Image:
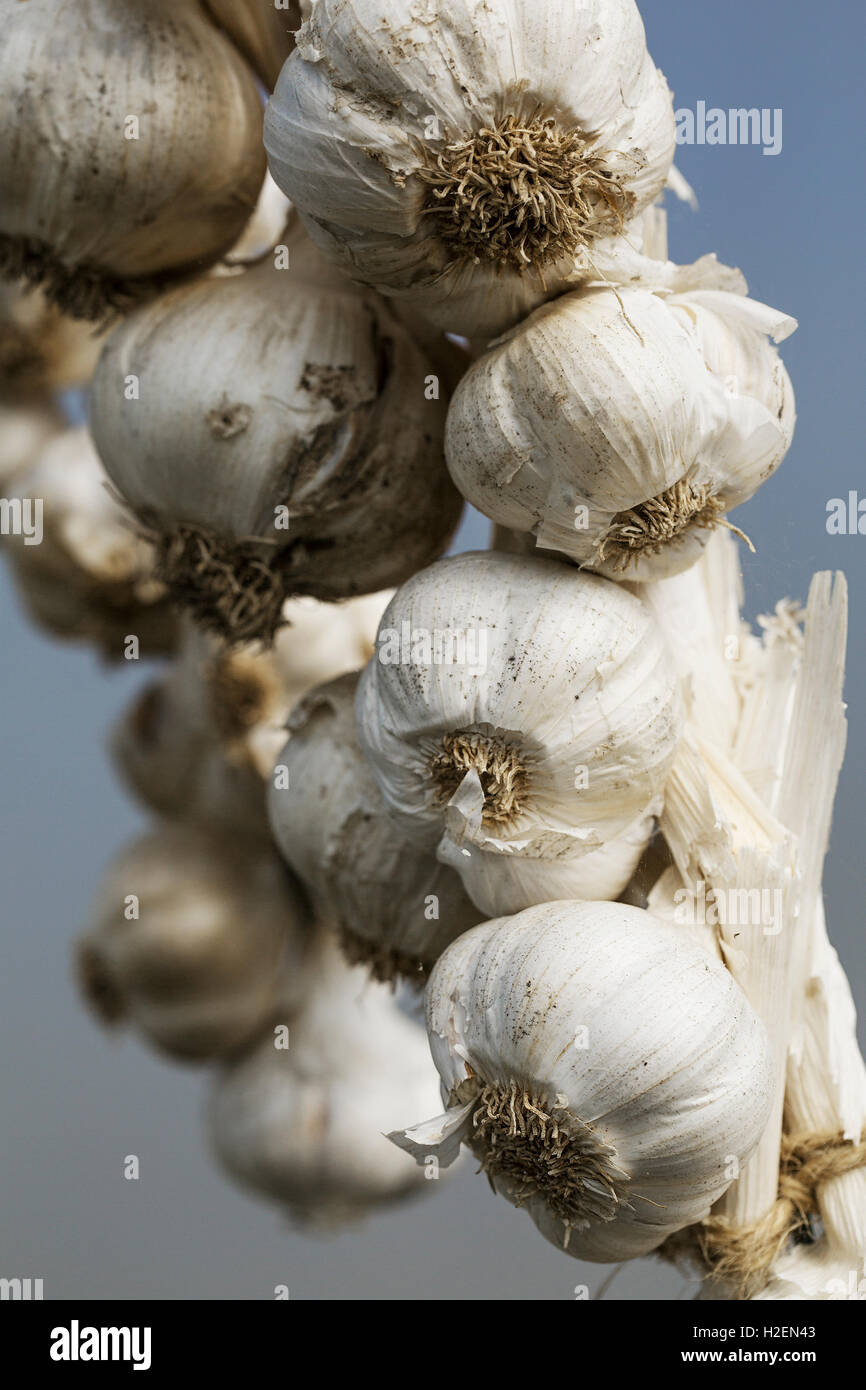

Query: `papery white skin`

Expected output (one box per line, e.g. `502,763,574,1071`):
394,901,773,1261
438,806,658,919
208,931,442,1223
356,550,683,909
89,230,461,613
112,593,389,835
2,427,176,654
265,0,676,336
76,825,309,1063
445,285,796,581
0,0,266,312
268,672,480,978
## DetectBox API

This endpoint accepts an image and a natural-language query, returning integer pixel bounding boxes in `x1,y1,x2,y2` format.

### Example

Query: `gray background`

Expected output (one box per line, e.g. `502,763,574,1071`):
1,0,863,1299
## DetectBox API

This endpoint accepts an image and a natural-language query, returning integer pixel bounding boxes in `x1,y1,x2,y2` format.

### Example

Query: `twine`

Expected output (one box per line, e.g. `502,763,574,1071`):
660,1128,866,1299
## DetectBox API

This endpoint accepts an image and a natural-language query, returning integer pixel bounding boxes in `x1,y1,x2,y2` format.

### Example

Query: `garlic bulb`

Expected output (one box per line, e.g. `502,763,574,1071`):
208,931,442,1223
76,825,309,1063
0,284,105,399
89,230,462,644
393,900,773,1261
2,427,177,656
0,0,266,320
356,551,683,913
264,0,676,337
201,0,299,90
445,285,796,580
111,593,388,835
268,673,481,983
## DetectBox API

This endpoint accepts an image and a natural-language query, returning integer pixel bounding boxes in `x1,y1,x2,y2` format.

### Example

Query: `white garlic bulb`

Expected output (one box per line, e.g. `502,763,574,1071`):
393,900,773,1261
2,427,176,656
445,285,796,580
111,593,389,835
89,231,462,644
208,931,442,1224
201,0,299,90
76,825,309,1063
264,0,676,337
356,551,683,913
268,673,481,982
0,0,266,320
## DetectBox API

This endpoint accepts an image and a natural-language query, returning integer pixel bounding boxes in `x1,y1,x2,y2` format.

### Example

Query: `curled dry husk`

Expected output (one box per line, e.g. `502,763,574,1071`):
207,930,442,1225
265,0,676,337
0,284,106,399
112,592,389,836
0,0,266,321
356,550,683,916
641,533,866,1298
268,672,482,984
391,900,772,1261
201,0,300,90
76,824,309,1063
445,284,796,581
1,427,177,657
89,228,463,645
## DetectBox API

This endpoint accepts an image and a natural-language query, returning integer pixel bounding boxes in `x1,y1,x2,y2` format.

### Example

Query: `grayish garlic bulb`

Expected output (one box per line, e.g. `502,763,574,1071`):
445,285,796,581
0,0,266,320
2,427,177,657
356,551,683,914
268,673,481,984
89,231,462,644
265,0,676,337
111,594,388,836
208,931,441,1224
393,900,773,1261
76,825,309,1063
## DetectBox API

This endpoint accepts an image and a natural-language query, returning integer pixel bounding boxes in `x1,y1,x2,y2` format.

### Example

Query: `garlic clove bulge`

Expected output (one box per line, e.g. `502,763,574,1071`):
442,807,660,919
207,930,442,1225
89,232,463,645
445,284,796,580
268,672,482,983
0,0,267,320
201,0,300,92
393,900,773,1262
264,0,676,337
76,824,310,1064
355,550,683,904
